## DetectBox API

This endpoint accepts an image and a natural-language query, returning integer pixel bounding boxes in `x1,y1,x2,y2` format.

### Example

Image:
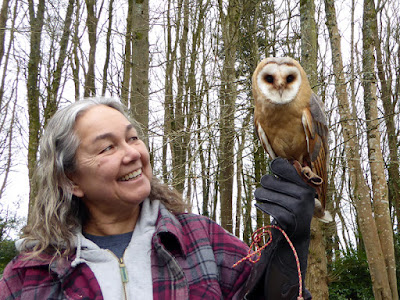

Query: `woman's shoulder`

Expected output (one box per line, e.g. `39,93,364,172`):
174,211,226,235
157,203,249,252
0,251,100,300
158,202,214,230
175,211,215,224
176,212,249,249
0,253,54,298
2,251,72,273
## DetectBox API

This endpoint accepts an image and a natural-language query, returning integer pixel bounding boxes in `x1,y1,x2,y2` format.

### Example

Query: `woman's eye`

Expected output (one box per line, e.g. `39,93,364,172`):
129,136,139,142
100,145,113,153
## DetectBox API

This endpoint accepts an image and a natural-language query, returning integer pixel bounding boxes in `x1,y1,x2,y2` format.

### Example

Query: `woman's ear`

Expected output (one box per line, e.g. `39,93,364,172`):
67,173,84,198
72,183,84,198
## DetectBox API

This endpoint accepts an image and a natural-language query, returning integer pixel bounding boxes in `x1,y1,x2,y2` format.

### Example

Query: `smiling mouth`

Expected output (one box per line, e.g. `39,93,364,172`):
119,169,142,181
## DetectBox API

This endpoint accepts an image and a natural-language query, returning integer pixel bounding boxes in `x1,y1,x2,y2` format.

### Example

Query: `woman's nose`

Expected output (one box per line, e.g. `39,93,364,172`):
122,143,141,163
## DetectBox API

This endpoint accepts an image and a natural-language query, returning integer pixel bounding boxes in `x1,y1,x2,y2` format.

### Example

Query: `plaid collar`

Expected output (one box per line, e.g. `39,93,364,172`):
154,203,188,257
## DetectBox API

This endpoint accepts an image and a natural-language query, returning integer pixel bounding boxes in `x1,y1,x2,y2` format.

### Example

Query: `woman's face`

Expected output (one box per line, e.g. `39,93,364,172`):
70,105,152,214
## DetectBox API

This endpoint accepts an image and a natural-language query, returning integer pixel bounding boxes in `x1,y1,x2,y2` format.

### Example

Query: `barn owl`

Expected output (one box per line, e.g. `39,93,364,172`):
253,57,332,222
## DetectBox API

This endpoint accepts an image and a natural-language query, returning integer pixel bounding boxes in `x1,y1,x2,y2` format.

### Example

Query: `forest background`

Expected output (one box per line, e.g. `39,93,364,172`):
0,0,399,299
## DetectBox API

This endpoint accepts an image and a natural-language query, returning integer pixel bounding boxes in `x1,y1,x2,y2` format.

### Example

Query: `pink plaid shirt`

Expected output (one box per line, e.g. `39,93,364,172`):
0,204,252,299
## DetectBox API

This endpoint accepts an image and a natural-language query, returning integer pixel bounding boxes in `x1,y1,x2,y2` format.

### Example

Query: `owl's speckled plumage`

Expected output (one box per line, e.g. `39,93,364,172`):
253,57,331,222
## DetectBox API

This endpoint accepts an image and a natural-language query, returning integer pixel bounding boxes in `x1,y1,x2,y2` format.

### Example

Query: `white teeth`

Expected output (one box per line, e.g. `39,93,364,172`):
120,169,142,181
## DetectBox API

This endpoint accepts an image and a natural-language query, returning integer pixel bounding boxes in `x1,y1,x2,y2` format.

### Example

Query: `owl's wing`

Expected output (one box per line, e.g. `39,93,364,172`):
302,93,329,208
255,121,277,159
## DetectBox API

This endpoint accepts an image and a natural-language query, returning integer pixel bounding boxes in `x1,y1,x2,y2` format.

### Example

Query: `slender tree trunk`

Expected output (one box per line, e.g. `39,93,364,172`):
0,85,17,201
162,0,176,184
0,0,17,107
199,118,210,217
362,1,397,298
218,0,242,232
324,0,392,297
101,0,114,96
200,39,212,217
188,0,209,214
84,0,98,97
235,112,251,237
44,0,75,125
254,135,268,230
300,0,317,86
170,0,189,193
130,0,149,142
121,0,133,106
242,171,253,245
0,0,10,67
241,0,267,231
27,0,45,216
373,2,400,233
236,132,244,238
300,0,329,298
71,0,81,100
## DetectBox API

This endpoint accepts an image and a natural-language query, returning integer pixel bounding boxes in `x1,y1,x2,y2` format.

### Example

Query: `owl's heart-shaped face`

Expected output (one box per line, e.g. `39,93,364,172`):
255,57,302,105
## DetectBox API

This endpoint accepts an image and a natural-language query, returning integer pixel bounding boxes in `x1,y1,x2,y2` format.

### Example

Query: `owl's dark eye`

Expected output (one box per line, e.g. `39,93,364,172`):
286,75,295,83
265,75,274,83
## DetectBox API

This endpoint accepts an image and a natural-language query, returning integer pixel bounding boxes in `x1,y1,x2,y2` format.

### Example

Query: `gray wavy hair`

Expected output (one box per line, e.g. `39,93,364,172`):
23,97,188,257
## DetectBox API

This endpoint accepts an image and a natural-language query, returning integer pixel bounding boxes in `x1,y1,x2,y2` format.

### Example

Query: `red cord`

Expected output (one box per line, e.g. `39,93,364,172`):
233,225,303,300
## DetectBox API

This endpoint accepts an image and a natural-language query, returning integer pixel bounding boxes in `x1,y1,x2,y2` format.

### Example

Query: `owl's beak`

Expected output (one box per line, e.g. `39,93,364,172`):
275,80,286,97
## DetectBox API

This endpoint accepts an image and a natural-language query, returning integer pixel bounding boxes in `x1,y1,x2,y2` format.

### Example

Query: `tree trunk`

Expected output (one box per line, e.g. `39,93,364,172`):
0,0,10,67
71,0,81,100
373,0,400,233
44,0,75,125
130,0,149,142
235,131,244,238
0,91,17,201
84,0,98,97
170,0,189,193
121,0,133,106
324,0,392,298
362,1,398,298
300,0,329,298
300,0,318,87
162,0,176,184
101,0,114,96
189,0,209,215
218,0,242,233
27,0,46,217
0,0,16,107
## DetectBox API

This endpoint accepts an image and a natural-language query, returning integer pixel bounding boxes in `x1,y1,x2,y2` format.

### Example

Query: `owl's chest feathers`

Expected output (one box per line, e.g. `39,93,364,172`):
256,101,308,160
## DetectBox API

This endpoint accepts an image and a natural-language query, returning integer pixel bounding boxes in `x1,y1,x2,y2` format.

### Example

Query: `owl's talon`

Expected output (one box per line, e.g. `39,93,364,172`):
302,166,323,186
291,161,323,186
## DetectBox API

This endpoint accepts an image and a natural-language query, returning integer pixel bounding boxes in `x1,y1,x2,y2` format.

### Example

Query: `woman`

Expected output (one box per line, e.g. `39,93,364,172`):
1,97,315,300
0,98,253,299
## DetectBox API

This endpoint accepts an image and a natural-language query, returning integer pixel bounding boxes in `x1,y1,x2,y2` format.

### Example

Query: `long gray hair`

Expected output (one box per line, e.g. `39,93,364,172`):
23,97,188,257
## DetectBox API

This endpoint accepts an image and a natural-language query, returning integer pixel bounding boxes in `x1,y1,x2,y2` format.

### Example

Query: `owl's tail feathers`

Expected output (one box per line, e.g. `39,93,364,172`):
319,212,333,223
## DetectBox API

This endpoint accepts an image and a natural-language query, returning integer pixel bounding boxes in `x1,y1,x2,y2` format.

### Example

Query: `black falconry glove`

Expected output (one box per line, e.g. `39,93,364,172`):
239,157,315,300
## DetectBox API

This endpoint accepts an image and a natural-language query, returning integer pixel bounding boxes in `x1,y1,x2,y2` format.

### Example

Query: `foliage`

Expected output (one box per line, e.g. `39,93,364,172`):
395,232,400,294
0,239,17,276
0,212,20,276
328,249,374,299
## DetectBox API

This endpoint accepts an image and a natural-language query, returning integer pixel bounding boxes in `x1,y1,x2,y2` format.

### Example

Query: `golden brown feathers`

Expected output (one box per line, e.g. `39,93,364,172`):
253,57,331,222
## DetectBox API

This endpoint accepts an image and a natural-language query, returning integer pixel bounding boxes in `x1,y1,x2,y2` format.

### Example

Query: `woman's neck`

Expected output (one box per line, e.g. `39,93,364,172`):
83,204,141,236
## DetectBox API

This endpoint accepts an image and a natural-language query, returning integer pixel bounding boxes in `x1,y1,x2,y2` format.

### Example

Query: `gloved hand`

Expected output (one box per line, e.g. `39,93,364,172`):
239,158,315,300
255,157,315,239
